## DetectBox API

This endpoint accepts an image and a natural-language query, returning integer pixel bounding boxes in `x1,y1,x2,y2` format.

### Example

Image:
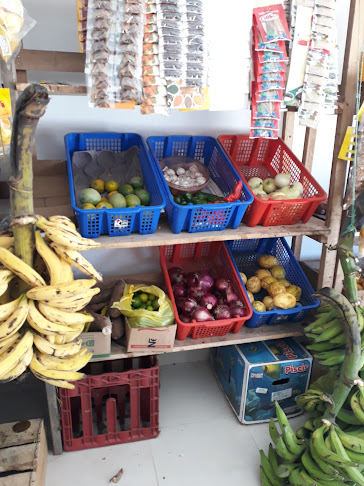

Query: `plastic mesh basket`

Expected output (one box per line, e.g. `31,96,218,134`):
218,135,326,227
147,136,253,233
226,238,319,328
160,241,252,340
65,133,165,238
59,356,159,451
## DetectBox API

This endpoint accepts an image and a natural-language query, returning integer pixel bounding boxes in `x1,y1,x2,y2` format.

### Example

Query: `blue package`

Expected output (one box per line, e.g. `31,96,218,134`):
211,338,312,424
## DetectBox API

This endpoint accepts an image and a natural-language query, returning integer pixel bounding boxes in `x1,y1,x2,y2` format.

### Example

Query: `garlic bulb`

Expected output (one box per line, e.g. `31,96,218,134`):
176,167,185,175
196,176,206,185
166,168,176,176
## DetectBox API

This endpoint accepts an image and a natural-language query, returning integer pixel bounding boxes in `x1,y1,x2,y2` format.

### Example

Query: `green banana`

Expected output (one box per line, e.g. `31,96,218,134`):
268,443,279,471
350,389,364,424
336,427,364,453
314,322,343,343
328,333,346,346
296,427,309,439
305,309,337,331
304,418,315,432
330,428,364,485
309,318,342,335
275,435,301,462
289,467,308,486
316,305,334,314
337,407,363,425
309,441,340,477
311,425,356,467
359,386,364,410
299,467,323,486
345,447,364,466
259,450,285,486
301,448,335,482
274,402,305,455
269,417,279,443
306,341,340,352
259,466,272,486
276,462,299,479
315,349,345,362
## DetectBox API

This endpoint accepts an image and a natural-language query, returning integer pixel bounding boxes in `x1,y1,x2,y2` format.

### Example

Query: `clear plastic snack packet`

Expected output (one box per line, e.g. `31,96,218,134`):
250,128,279,139
251,118,279,130
256,89,284,103
251,98,281,119
0,0,36,63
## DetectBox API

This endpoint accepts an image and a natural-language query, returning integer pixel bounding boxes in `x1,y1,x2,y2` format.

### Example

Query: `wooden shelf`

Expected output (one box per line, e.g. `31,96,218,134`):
91,322,304,361
95,216,330,250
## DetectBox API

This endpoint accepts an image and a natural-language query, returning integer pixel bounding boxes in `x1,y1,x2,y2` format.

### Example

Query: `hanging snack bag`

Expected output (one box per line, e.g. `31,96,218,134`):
253,4,291,43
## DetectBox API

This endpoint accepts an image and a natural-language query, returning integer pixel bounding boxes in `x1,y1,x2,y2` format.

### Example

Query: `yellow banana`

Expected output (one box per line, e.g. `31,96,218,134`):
26,279,97,301
37,301,93,326
30,352,85,381
40,287,100,311
33,333,82,357
48,215,76,231
0,295,29,340
0,295,23,321
0,248,46,287
0,274,14,297
30,372,75,389
27,300,80,336
50,243,102,281
35,230,64,285
60,258,74,283
0,346,33,383
0,331,33,377
0,332,21,354
36,216,100,251
0,268,13,284
0,235,14,249
37,348,91,372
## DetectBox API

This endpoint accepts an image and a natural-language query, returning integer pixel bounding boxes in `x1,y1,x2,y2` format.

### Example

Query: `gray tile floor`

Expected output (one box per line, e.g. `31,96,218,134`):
46,361,305,486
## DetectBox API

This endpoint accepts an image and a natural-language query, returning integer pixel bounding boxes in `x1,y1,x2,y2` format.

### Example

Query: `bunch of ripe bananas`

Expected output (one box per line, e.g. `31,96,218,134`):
0,215,102,389
260,402,364,486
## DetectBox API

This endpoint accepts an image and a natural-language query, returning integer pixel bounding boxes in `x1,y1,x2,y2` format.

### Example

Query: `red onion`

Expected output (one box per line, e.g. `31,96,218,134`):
177,297,197,315
188,285,205,302
192,306,213,322
197,272,214,292
224,287,239,304
229,303,245,318
214,305,231,320
184,272,199,287
173,283,186,299
215,278,231,292
199,293,217,310
180,314,191,323
217,295,225,305
168,267,184,284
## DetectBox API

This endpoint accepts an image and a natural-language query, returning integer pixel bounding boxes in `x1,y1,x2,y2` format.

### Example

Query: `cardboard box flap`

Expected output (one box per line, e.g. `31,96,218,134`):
237,337,309,364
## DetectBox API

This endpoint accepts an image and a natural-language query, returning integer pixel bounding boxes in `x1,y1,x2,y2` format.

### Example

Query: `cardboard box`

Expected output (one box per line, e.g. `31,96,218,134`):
0,419,47,486
211,338,312,424
125,318,177,353
80,331,111,359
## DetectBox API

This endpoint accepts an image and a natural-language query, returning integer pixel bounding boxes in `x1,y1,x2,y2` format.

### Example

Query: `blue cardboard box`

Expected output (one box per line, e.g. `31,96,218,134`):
211,338,312,424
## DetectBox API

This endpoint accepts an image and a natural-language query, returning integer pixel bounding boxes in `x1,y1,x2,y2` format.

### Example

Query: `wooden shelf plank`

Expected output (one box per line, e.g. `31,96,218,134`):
16,83,86,95
91,322,304,361
94,217,330,250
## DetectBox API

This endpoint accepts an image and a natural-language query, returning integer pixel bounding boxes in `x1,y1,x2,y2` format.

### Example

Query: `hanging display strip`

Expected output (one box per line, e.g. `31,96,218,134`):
251,3,291,139
77,0,88,53
298,0,339,128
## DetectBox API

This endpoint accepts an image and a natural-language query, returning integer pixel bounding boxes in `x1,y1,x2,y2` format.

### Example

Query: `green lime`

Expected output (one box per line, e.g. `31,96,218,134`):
130,176,144,189
146,300,152,306
119,184,134,197
135,188,151,206
140,302,147,309
132,296,142,308
152,299,159,310
140,293,149,303
109,193,126,208
148,294,156,301
146,305,154,311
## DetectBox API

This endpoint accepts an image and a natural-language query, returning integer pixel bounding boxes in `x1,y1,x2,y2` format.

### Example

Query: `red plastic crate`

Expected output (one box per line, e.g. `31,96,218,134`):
59,356,159,452
218,135,327,227
160,242,253,340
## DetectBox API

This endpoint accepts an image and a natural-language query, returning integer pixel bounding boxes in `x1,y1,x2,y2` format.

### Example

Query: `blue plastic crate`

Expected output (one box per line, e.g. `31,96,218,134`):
226,238,319,328
65,133,165,238
147,136,253,234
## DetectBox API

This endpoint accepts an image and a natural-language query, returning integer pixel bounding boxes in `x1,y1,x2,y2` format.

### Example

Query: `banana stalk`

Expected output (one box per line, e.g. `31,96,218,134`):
8,84,49,273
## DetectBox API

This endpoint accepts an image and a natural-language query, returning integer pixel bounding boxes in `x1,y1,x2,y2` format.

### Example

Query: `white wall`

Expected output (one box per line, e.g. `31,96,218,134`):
21,0,349,264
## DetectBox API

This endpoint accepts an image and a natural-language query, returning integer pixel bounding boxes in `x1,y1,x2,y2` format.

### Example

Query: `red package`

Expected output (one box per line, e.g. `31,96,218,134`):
253,4,291,43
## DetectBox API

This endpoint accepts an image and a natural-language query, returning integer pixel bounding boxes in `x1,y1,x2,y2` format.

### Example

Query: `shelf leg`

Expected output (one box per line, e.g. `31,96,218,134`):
45,383,63,455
